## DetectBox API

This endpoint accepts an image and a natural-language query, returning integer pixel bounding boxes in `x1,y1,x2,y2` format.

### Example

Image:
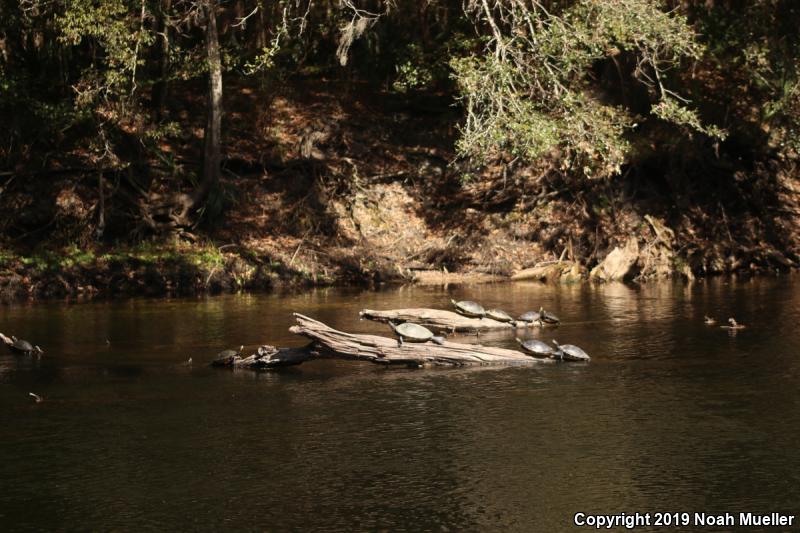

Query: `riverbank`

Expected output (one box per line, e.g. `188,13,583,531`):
0,244,277,302
2,80,799,302
0,240,796,303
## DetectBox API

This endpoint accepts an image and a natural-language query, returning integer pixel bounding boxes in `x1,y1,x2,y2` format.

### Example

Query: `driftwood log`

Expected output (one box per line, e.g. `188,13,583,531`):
220,314,551,370
359,308,534,332
291,314,549,366
511,261,584,283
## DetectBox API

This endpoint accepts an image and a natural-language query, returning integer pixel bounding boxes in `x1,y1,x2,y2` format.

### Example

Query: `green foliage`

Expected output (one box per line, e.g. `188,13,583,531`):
452,0,725,176
57,0,154,103
1,0,799,252
651,97,727,139
693,0,799,154
392,44,435,93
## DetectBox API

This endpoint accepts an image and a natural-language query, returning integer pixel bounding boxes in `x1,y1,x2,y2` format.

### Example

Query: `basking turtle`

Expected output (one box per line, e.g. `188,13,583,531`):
451,300,486,318
516,338,555,357
538,307,560,325
389,322,445,346
486,309,516,325
517,311,542,325
212,345,243,366
551,340,590,361
720,317,745,330
7,336,43,357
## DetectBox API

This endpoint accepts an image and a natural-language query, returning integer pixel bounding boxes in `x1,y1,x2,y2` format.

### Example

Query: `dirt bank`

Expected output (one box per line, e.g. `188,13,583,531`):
1,80,799,301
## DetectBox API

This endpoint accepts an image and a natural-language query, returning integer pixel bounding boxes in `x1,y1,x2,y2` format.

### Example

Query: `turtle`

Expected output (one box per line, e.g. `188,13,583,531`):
212,345,243,366
451,299,486,318
517,311,542,326
389,322,446,346
551,340,590,361
538,307,561,325
720,317,745,330
704,315,717,325
486,308,516,325
516,337,555,357
7,336,43,357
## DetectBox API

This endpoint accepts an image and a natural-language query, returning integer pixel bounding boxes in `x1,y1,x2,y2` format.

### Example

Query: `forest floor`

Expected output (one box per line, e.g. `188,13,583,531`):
2,78,799,301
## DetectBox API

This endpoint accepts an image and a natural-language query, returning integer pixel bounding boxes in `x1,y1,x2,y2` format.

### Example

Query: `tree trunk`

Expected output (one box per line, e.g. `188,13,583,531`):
198,0,223,209
152,0,172,121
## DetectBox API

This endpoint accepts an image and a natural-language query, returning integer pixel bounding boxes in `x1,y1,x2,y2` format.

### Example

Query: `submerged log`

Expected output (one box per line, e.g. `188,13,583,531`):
289,313,548,367
359,308,530,332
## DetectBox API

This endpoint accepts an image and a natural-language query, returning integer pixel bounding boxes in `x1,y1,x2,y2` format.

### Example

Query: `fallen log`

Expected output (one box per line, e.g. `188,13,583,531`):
289,313,549,367
511,261,584,283
359,308,531,332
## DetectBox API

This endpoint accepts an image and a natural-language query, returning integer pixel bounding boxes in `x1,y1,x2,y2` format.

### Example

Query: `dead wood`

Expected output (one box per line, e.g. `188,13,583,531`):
288,313,546,366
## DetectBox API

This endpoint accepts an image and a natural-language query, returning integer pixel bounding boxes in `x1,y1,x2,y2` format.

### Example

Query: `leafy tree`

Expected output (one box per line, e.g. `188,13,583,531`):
451,0,725,177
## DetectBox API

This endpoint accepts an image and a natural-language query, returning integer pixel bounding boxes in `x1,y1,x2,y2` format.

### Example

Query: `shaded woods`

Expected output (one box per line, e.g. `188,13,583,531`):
1,0,799,300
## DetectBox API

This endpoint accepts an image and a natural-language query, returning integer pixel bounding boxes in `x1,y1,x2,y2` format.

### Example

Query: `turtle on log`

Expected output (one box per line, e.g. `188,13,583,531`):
516,338,555,357
486,309,516,326
451,300,486,318
212,345,244,367
6,336,44,357
552,340,590,361
389,322,446,346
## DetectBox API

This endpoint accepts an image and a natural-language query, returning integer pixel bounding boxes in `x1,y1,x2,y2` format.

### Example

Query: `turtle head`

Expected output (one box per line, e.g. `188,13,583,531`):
728,318,737,326
539,306,545,314
552,339,560,347
11,335,17,342
238,345,244,354
34,345,43,355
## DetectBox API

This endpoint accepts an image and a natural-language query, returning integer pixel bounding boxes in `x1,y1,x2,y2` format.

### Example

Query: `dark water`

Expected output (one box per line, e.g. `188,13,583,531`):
2,277,800,531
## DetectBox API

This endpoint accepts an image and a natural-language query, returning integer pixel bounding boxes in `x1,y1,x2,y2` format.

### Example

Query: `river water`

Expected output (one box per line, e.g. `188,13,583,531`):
1,277,799,531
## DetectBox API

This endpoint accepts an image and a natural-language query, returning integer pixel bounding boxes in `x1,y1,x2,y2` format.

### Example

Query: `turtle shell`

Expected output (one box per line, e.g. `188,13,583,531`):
212,347,242,366
217,348,240,358
516,338,554,356
393,322,435,342
517,311,541,323
451,300,486,317
486,309,514,322
10,338,34,354
539,309,560,324
553,342,590,361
